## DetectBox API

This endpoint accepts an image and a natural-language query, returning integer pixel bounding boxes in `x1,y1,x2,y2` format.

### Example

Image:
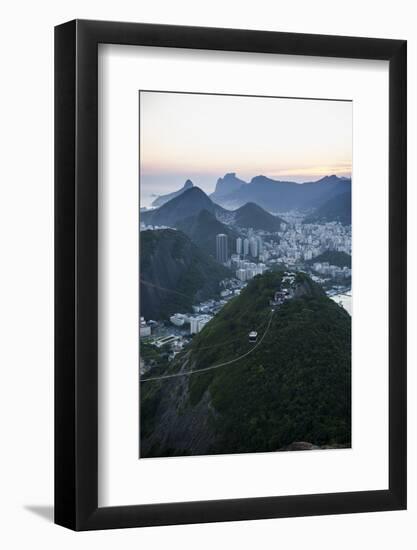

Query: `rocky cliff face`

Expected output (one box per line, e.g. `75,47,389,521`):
140,364,217,457
211,172,247,200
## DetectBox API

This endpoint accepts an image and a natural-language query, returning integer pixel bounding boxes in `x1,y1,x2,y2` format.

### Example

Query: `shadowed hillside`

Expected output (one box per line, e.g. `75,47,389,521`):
140,229,230,320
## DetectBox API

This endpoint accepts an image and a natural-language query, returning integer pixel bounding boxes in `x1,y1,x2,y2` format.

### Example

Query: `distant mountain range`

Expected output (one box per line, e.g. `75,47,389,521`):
210,173,351,212
213,172,247,198
142,185,288,236
141,187,220,227
141,176,351,261
151,179,194,208
140,229,230,320
303,190,351,225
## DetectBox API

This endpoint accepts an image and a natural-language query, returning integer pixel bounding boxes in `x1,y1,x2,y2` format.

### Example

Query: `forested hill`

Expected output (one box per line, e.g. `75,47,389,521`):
175,209,239,258
151,179,193,208
140,229,230,320
140,270,351,457
233,202,286,231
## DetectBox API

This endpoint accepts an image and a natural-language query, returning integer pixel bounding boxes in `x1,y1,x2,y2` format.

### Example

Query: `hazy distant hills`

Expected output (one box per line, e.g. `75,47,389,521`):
140,229,230,320
142,185,287,234
140,270,351,457
151,179,194,208
304,190,351,225
210,173,351,212
176,209,239,258
141,176,351,261
213,172,247,198
141,187,218,227
232,202,286,232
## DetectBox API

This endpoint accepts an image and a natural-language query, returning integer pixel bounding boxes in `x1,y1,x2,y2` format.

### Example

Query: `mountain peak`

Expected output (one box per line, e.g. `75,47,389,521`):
315,175,342,184
151,179,194,207
234,201,286,231
144,186,215,227
249,175,277,185
212,173,247,198
238,201,263,212
184,185,210,199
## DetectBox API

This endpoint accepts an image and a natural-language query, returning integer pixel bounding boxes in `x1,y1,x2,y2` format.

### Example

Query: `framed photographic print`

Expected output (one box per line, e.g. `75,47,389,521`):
55,20,406,530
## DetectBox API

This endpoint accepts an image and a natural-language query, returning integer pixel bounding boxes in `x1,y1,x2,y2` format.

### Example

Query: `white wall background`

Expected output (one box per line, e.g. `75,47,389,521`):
0,0,415,547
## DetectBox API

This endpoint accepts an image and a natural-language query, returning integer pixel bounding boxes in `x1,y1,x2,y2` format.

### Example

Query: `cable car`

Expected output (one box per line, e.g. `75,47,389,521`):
248,331,258,343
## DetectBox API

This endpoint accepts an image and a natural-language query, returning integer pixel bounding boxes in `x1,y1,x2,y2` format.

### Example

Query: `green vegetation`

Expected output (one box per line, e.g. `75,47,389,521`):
140,229,230,320
209,295,350,453
193,271,349,453
140,341,170,371
140,270,351,457
140,382,162,440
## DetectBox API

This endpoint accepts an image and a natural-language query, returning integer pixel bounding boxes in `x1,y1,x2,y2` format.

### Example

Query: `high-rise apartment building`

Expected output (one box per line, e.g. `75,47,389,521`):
243,238,250,256
216,233,229,263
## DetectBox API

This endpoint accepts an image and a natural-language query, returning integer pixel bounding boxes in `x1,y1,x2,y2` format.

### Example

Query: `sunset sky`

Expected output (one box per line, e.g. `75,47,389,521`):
140,91,352,205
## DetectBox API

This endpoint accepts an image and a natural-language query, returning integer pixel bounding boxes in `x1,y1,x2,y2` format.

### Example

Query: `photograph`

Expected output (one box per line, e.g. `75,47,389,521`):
0,0,410,542
139,91,352,458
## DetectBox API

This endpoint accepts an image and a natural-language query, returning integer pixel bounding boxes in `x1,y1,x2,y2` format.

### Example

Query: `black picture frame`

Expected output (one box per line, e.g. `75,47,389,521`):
55,19,407,531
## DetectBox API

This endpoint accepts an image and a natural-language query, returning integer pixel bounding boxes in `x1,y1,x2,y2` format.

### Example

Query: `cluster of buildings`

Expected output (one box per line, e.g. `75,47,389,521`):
270,272,297,306
215,231,269,280
271,221,352,264
140,222,173,231
235,221,351,268
140,279,245,351
236,233,264,258
312,261,352,280
215,220,352,290
216,231,266,265
233,257,268,282
140,317,153,337
170,312,213,334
